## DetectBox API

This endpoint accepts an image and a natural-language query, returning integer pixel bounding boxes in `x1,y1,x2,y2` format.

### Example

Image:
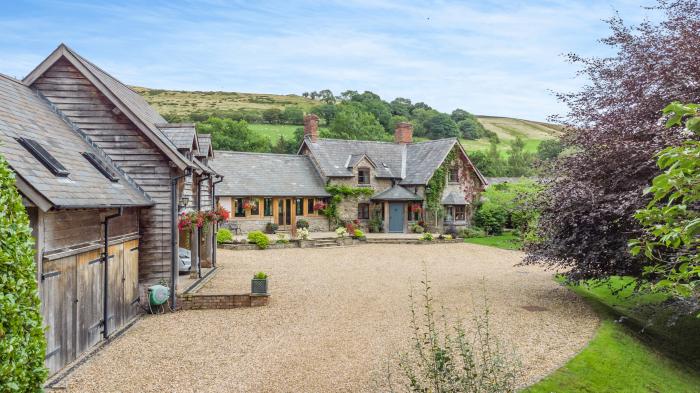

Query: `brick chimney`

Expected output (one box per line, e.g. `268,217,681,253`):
303,114,320,142
394,122,413,144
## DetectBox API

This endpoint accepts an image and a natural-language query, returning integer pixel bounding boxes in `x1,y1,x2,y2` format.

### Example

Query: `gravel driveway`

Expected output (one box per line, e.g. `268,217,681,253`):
59,243,598,392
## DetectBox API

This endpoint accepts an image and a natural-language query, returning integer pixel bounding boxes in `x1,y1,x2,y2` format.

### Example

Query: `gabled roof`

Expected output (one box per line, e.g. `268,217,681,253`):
346,153,376,169
441,191,468,205
197,134,213,158
0,74,153,211
157,123,198,151
210,151,329,197
301,138,405,178
371,184,422,201
23,44,191,170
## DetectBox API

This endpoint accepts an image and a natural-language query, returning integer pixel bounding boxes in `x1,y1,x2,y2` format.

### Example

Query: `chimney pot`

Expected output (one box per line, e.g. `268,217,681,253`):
394,122,413,144
303,114,319,143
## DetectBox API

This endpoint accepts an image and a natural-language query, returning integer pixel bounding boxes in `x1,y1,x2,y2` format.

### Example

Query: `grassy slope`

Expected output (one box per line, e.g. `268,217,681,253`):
526,280,700,393
134,87,560,150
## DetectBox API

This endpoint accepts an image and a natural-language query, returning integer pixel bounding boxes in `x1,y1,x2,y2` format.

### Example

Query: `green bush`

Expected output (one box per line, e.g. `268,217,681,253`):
247,231,270,250
253,271,268,279
474,180,541,235
295,219,309,229
460,227,487,238
0,154,48,391
420,232,434,241
353,229,365,238
411,223,425,233
474,204,508,235
216,228,233,244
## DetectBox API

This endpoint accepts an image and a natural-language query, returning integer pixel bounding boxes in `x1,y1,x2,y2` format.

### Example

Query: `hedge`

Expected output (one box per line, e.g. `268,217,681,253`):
0,154,47,392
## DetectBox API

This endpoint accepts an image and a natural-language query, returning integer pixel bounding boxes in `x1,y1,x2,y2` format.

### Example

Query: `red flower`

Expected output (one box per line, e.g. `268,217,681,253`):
313,201,326,211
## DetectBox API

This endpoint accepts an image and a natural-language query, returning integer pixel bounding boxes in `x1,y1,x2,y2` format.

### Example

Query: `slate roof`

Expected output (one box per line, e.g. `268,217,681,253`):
301,137,468,185
210,151,329,197
0,74,153,209
24,44,192,170
157,123,198,151
197,134,212,158
441,191,468,205
371,184,422,201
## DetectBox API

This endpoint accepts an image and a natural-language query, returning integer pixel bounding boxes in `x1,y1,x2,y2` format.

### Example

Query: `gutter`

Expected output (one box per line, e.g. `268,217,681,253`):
102,207,123,339
211,174,224,268
170,166,192,309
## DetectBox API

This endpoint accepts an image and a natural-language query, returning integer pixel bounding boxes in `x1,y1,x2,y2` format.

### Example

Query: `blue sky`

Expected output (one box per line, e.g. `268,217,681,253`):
1,1,660,121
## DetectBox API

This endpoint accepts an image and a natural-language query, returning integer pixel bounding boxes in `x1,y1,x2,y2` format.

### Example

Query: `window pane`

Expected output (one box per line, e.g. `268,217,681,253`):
235,198,245,217
296,198,304,216
264,198,273,216
307,198,314,214
251,199,260,215
358,168,369,184
358,203,369,219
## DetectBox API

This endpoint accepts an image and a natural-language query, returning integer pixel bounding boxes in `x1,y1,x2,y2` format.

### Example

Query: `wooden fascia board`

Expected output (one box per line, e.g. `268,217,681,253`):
14,175,53,212
25,45,189,171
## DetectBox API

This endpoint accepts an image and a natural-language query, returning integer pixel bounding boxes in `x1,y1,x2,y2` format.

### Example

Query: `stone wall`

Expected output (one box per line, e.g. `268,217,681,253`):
329,160,393,227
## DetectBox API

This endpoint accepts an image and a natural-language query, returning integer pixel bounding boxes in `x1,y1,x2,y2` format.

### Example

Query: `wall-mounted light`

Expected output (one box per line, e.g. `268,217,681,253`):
178,197,189,210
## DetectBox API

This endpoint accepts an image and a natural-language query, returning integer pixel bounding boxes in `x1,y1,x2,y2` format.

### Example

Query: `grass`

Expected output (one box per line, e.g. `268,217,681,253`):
248,123,329,143
525,280,700,393
463,231,522,250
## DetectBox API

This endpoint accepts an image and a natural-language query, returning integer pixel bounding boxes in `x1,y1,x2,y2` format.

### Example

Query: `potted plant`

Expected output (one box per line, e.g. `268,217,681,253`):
251,272,268,295
296,227,312,248
265,222,278,234
353,228,366,240
335,226,352,245
296,219,309,229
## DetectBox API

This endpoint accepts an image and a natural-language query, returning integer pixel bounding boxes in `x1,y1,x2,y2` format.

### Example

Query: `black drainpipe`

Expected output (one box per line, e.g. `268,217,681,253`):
102,207,123,340
197,172,211,278
211,174,224,268
170,167,191,309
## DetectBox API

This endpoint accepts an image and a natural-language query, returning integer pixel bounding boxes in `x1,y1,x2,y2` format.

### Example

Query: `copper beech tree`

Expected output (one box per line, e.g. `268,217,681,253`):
525,0,700,280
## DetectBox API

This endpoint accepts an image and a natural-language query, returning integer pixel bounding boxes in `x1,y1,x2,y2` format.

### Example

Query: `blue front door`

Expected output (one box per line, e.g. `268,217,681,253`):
388,203,405,232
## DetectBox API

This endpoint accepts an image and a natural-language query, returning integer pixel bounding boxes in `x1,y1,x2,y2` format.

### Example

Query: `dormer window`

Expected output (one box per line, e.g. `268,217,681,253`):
358,168,370,185
447,167,459,183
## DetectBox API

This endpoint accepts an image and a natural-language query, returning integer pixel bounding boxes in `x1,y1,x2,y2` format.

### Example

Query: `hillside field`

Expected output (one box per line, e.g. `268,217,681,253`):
134,86,560,154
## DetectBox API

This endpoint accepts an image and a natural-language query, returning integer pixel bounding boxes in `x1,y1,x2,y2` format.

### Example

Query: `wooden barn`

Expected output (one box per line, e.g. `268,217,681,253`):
0,44,220,375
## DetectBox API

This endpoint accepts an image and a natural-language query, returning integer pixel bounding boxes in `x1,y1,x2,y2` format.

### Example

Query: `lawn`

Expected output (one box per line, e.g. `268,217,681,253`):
462,231,522,250
526,278,700,393
248,123,329,143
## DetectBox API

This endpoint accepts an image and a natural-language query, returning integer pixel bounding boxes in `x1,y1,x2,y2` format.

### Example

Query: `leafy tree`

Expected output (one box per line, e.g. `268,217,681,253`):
262,108,282,124
630,102,699,315
423,113,460,139
390,97,412,117
450,108,471,123
506,137,534,177
474,180,541,235
281,106,304,125
311,104,337,125
536,139,564,161
350,91,393,132
458,119,482,140
271,135,297,154
0,153,47,391
325,103,388,141
339,90,358,101
197,117,271,152
318,89,335,104
410,107,440,137
411,102,433,113
525,0,700,281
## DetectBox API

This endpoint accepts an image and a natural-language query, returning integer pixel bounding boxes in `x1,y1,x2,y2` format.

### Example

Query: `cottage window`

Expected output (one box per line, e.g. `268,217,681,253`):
264,198,273,216
445,206,454,222
296,198,304,216
409,204,422,221
358,168,370,185
455,206,466,221
307,198,314,214
448,167,459,183
358,203,370,219
234,198,245,217
251,199,260,216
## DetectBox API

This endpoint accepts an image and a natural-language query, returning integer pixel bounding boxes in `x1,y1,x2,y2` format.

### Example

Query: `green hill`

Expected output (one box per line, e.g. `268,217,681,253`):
133,86,560,154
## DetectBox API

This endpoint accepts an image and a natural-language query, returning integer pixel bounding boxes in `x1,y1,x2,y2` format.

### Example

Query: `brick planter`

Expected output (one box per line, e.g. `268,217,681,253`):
177,293,269,310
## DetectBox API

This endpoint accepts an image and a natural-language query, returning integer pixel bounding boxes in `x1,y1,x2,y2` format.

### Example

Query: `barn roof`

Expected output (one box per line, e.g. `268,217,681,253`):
210,151,329,197
0,74,153,210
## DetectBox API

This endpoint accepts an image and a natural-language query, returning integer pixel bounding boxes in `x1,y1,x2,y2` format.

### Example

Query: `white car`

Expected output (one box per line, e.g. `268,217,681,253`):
178,247,192,273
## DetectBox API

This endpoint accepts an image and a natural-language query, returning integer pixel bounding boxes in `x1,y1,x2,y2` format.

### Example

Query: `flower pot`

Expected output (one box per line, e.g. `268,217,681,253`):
252,278,268,294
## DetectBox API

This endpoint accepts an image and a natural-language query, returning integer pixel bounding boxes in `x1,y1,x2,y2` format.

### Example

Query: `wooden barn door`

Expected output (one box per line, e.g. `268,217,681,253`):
122,240,140,322
41,256,77,375
106,243,124,333
76,250,104,355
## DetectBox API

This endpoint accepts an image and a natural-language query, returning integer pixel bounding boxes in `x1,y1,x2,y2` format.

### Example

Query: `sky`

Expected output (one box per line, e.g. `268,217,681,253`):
0,0,662,121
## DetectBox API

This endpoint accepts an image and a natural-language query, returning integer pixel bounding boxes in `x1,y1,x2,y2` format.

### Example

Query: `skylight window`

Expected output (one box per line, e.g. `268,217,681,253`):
16,137,69,177
82,152,119,182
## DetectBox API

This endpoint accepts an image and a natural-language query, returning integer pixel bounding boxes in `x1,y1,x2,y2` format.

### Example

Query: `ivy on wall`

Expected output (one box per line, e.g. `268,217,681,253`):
321,184,374,227
424,149,456,226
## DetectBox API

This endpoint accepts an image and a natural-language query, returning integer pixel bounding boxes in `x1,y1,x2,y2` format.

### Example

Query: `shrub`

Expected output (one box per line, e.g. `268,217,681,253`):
253,271,268,279
0,154,48,391
389,275,519,391
444,224,458,237
296,219,309,229
276,233,289,244
353,229,365,238
297,228,310,240
265,222,278,234
420,232,434,241
369,216,383,233
216,228,233,244
247,231,270,249
460,227,487,238
335,227,348,238
411,223,425,233
444,234,453,240
474,204,508,235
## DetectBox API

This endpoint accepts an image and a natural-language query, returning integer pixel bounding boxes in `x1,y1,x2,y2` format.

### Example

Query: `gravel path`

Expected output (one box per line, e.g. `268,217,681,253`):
60,243,598,392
